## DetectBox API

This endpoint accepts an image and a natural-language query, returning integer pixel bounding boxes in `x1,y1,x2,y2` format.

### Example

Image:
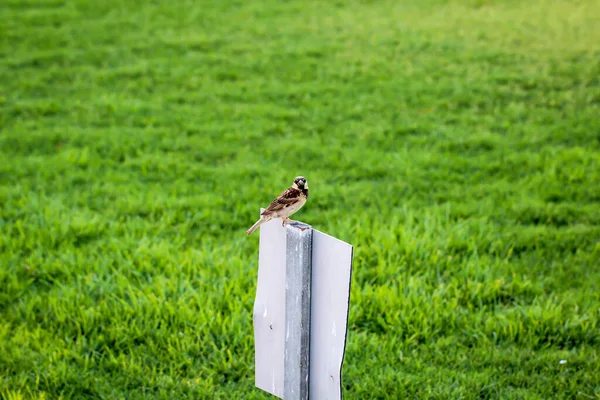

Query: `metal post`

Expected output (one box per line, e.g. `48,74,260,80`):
284,222,313,400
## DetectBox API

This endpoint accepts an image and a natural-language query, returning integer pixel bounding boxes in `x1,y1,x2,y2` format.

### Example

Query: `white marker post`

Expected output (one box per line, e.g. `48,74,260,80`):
253,214,353,400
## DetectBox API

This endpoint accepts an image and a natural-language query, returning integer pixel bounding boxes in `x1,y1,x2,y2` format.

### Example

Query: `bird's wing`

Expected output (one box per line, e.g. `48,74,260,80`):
261,187,302,216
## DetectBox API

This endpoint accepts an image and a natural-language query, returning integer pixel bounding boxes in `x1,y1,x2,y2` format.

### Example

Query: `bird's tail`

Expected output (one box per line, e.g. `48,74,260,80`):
245,218,265,235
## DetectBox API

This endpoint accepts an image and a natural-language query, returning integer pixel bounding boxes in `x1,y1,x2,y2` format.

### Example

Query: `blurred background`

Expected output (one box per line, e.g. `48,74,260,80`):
1,0,599,398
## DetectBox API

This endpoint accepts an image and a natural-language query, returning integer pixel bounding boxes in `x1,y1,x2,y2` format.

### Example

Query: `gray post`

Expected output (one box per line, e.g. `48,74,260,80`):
284,222,313,400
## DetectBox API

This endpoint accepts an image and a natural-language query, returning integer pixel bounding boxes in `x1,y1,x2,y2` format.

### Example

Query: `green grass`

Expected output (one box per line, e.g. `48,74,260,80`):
1,0,600,398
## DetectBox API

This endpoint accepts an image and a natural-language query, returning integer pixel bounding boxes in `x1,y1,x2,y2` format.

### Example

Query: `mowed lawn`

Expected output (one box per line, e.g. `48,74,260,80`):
1,0,599,398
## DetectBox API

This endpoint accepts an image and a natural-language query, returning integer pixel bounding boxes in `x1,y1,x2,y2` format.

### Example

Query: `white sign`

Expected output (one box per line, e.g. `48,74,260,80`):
253,217,353,399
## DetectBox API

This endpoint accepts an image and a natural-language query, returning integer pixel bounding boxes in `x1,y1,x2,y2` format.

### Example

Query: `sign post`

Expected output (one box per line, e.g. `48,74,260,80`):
253,215,353,400
284,222,313,400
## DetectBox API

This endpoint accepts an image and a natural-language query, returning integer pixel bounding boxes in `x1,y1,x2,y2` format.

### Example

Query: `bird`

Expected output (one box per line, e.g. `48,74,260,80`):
245,176,309,235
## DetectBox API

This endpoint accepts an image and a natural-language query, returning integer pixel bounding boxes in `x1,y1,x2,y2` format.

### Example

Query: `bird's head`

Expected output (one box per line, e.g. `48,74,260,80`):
293,176,308,190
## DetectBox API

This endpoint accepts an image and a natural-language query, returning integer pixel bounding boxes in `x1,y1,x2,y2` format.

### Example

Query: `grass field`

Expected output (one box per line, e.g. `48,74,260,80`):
1,0,600,398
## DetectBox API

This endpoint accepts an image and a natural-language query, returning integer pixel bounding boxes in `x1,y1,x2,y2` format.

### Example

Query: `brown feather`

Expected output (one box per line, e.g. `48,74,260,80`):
261,187,303,216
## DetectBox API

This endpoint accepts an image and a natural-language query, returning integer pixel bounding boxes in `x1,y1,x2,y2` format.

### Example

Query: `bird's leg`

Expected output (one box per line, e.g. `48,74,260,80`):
281,217,289,226
284,217,297,226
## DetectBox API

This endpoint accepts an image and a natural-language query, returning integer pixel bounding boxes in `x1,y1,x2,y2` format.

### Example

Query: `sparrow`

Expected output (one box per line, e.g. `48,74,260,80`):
245,176,309,235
